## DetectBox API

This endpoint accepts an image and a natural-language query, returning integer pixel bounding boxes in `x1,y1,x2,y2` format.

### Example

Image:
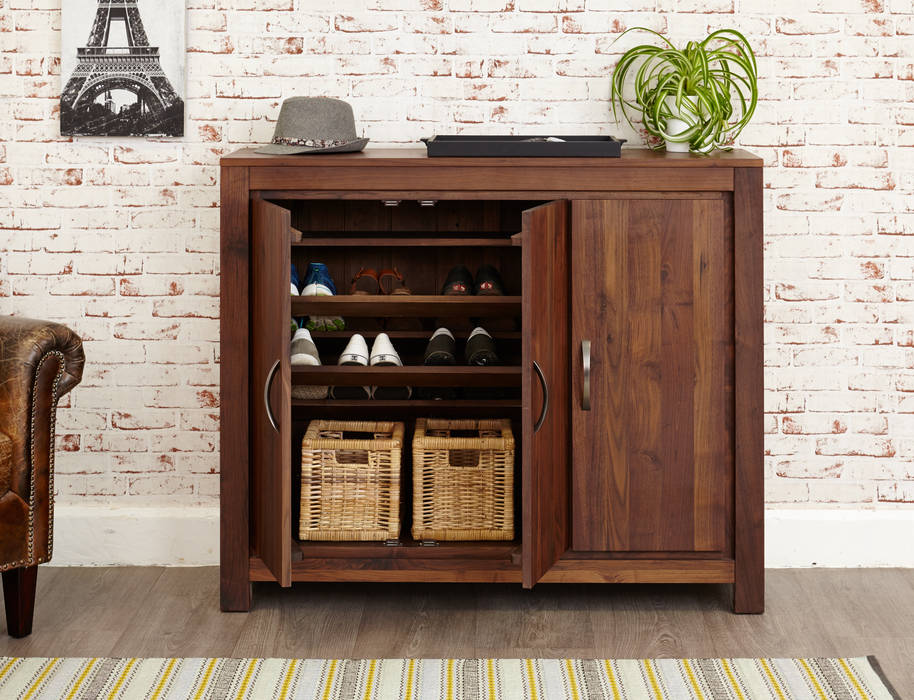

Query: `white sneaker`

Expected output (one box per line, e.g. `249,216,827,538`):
302,282,334,297
370,333,411,400
369,333,403,367
290,328,320,367
331,334,369,400
338,333,369,366
290,329,328,400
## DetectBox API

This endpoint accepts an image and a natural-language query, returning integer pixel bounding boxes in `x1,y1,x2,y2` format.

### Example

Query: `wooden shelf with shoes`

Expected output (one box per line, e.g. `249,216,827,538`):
221,148,764,614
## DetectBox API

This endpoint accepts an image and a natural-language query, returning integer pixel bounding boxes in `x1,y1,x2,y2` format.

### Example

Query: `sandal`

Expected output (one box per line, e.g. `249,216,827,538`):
378,268,411,295
351,268,380,295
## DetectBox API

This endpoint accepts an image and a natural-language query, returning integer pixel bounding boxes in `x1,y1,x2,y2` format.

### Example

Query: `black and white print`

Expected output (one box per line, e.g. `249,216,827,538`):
61,0,185,137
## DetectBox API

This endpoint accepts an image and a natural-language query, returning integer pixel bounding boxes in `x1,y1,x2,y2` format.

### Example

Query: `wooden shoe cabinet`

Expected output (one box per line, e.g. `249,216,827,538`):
219,148,764,613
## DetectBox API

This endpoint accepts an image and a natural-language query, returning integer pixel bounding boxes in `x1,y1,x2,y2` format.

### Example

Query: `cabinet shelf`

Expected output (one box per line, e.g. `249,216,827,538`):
309,330,522,340
291,365,521,387
294,539,520,560
293,398,521,409
293,234,516,248
292,295,521,317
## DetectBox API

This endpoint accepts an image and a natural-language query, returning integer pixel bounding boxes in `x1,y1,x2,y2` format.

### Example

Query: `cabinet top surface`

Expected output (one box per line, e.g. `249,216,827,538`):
221,147,763,168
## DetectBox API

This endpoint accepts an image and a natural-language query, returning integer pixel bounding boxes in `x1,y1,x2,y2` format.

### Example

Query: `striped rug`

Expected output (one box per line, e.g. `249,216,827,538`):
0,656,899,699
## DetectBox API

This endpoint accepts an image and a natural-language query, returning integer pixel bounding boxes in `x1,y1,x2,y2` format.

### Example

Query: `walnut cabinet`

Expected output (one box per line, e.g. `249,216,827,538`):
219,148,764,614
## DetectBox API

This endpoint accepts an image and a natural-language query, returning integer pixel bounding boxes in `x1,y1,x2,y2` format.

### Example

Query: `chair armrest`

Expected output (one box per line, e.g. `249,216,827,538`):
0,316,84,498
0,317,85,399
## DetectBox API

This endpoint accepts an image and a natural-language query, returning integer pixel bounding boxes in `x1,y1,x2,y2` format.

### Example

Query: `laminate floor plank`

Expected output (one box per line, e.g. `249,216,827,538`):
0,567,910,694
474,583,596,658
350,583,478,659
231,582,366,659
110,568,246,658
586,583,725,659
0,567,163,658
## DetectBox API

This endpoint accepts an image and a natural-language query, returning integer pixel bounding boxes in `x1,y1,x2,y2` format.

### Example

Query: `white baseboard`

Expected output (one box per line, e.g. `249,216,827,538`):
45,505,914,568
765,509,914,568
49,505,219,566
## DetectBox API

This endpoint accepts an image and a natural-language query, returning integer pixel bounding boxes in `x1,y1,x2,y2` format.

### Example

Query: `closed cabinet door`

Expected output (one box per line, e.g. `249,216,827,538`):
570,198,734,554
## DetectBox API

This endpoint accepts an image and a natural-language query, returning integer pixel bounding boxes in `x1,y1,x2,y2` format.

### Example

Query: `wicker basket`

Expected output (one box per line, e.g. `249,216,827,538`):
300,420,403,541
412,418,515,541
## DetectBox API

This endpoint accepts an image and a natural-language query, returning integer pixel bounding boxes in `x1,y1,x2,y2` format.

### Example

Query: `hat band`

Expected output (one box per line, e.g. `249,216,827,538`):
273,136,352,149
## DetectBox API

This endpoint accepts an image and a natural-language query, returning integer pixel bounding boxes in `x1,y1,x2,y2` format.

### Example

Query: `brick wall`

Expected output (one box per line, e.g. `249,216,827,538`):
1,0,912,510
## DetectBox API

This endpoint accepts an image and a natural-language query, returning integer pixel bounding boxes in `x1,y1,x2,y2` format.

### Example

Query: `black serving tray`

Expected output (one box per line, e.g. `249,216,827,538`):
423,135,626,158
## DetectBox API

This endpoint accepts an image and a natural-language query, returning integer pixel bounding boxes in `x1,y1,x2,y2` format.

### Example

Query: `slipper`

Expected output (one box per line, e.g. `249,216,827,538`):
474,264,505,296
351,268,380,295
378,268,411,295
441,265,473,296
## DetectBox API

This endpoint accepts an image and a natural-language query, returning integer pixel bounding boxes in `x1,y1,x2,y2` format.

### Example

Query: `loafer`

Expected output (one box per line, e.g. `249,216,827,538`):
441,265,473,296
370,333,411,400
330,333,370,400
290,328,328,400
465,327,501,366
474,265,505,296
423,328,456,366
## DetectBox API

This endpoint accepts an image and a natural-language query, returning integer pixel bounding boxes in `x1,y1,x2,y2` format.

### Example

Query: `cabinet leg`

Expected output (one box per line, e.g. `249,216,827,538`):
3,566,38,638
221,578,253,612
733,569,764,614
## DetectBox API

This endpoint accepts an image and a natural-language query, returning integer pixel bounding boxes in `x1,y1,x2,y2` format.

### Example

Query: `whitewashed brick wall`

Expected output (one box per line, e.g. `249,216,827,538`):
1,0,912,511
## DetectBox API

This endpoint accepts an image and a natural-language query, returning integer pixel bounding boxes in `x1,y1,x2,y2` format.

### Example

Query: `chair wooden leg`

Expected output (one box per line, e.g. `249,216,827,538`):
3,566,38,638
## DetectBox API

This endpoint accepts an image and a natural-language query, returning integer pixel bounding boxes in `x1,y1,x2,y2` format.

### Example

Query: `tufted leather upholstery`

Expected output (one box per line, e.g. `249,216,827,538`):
0,317,84,571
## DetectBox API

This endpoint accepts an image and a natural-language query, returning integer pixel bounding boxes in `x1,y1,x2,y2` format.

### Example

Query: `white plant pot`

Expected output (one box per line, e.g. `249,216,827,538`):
663,95,699,153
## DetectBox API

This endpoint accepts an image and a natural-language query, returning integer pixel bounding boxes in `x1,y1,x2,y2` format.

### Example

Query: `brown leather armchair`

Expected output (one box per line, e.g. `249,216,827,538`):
0,317,84,637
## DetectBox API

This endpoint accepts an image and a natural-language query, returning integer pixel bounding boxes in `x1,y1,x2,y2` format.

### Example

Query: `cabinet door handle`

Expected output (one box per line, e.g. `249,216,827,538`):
264,359,280,433
582,340,591,411
533,361,549,434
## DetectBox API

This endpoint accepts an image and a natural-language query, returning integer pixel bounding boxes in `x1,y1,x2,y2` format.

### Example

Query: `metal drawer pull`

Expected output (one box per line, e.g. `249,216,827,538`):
582,340,591,411
533,361,549,433
264,359,280,433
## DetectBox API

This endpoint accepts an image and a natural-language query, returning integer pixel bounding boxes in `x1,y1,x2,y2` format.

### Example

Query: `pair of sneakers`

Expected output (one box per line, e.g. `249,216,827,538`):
424,327,501,366
332,333,411,400
291,262,345,332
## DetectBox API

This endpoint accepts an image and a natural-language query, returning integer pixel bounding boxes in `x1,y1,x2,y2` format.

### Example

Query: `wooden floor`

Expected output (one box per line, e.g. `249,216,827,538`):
0,568,910,695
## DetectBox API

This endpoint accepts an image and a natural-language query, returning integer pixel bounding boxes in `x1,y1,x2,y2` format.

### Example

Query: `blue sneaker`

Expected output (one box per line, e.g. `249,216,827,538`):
291,263,301,296
301,263,344,332
301,263,337,296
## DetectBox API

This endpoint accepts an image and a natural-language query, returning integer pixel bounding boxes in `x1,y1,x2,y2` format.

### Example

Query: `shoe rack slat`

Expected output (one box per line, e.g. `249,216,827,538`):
292,295,522,317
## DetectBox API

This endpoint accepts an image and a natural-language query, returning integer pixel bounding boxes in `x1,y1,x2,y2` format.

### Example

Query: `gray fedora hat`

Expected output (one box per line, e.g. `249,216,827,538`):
256,97,369,155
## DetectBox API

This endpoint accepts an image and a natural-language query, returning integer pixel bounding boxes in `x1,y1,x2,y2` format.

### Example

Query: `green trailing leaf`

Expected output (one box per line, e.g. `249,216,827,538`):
609,27,758,153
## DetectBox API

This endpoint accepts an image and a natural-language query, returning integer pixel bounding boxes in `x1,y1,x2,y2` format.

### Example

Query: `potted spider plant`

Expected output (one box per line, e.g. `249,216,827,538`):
610,28,758,153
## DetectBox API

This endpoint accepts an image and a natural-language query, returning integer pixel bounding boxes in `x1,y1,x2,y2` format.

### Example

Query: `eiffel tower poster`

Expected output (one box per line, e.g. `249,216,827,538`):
61,0,185,137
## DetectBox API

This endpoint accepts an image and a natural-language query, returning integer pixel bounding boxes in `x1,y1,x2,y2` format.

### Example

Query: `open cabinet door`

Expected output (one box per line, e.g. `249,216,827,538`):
521,200,570,588
251,199,292,587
